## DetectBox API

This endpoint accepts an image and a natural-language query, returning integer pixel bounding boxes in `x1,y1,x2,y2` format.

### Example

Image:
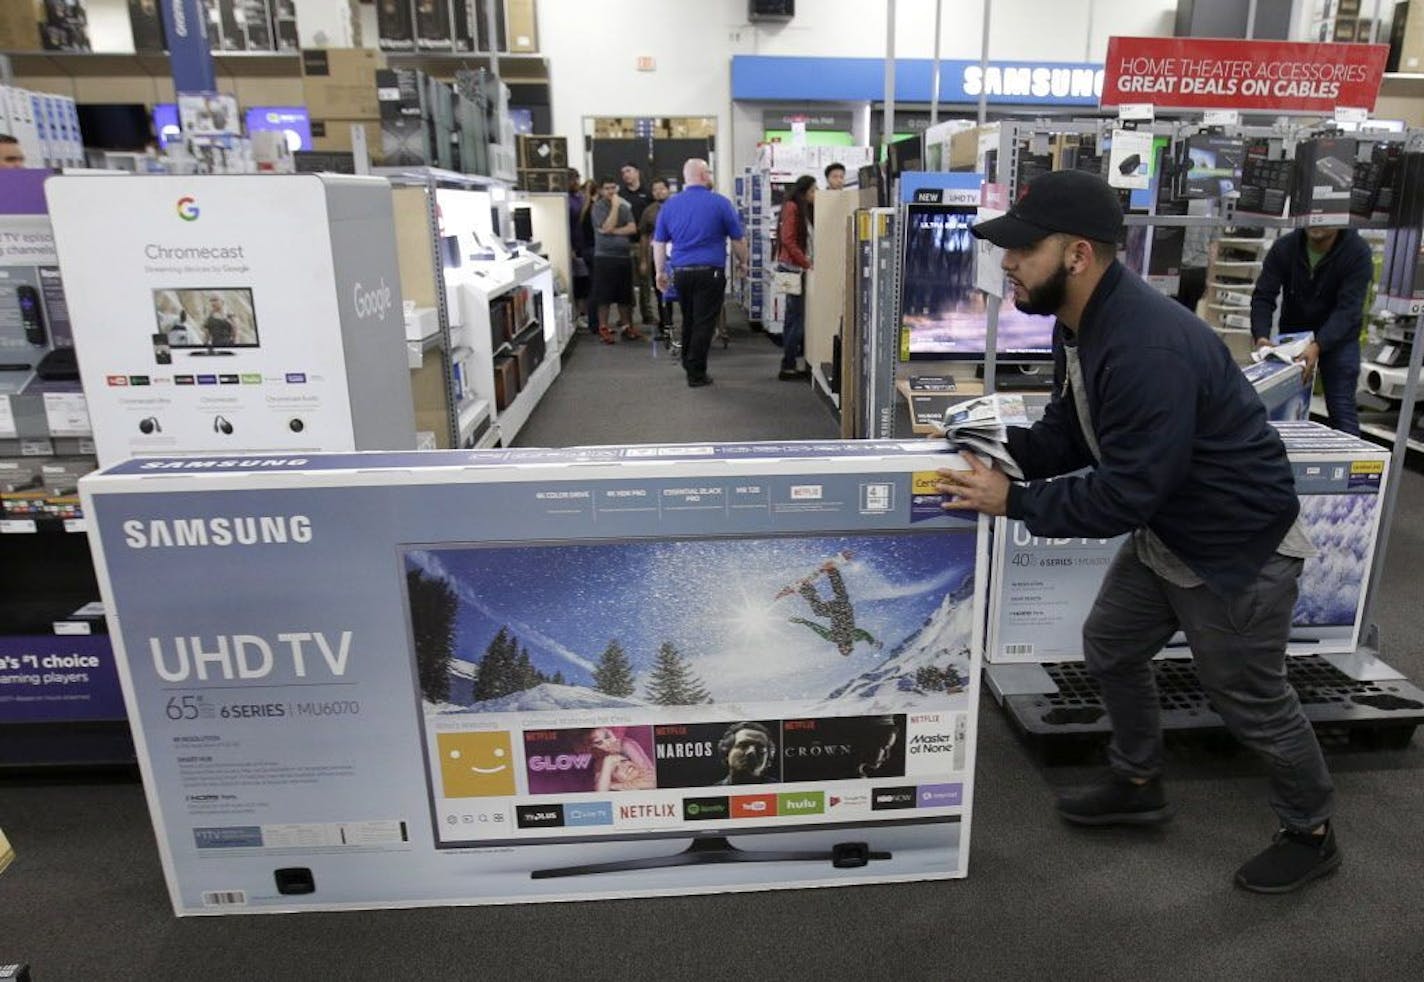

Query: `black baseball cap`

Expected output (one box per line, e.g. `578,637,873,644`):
971,170,1123,249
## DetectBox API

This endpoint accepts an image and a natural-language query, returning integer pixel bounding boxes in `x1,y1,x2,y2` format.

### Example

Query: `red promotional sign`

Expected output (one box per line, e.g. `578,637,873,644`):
1101,37,1389,113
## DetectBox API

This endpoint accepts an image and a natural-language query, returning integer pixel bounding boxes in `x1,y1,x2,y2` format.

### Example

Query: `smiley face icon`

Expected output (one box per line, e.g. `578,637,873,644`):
436,731,517,797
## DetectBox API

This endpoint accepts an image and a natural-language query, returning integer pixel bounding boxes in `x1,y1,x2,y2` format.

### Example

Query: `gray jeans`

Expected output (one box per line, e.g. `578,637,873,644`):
1082,542,1334,831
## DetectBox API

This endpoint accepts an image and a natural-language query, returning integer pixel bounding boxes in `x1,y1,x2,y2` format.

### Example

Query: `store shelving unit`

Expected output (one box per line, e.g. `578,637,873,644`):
380,166,559,448
451,253,559,445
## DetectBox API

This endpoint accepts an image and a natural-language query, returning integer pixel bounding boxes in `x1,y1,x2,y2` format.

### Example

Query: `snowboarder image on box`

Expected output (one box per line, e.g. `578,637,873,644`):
776,551,884,657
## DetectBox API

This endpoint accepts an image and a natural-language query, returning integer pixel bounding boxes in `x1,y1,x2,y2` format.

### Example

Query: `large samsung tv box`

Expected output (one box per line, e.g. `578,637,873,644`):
81,441,987,914
985,423,1388,664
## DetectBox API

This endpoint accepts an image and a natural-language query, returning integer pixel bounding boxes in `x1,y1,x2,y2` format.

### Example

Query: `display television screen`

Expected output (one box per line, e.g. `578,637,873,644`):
152,103,181,149
152,288,260,349
244,106,313,151
899,205,1055,361
400,529,979,848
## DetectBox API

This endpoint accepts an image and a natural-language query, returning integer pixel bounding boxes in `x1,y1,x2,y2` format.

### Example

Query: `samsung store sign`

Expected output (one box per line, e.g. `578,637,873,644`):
733,56,1105,106
962,65,1104,100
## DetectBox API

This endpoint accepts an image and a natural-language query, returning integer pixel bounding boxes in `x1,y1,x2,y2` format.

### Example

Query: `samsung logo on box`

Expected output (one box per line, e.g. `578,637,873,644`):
123,515,312,549
138,458,310,469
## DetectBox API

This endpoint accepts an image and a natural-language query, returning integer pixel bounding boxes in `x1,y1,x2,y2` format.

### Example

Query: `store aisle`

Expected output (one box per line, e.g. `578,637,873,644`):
513,305,837,447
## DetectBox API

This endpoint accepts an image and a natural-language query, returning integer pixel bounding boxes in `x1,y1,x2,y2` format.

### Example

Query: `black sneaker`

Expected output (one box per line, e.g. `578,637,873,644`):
1234,823,1341,894
1056,774,1173,827
687,375,713,388
778,368,806,381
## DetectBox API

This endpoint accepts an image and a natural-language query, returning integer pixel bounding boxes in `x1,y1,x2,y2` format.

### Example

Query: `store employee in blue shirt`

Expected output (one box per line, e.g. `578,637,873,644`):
652,159,749,388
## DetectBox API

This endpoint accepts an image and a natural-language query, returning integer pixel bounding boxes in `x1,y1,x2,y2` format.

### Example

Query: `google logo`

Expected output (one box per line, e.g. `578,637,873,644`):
176,196,199,221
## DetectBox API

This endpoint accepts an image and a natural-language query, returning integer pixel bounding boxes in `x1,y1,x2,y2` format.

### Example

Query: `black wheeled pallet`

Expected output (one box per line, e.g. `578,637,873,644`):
992,655,1424,753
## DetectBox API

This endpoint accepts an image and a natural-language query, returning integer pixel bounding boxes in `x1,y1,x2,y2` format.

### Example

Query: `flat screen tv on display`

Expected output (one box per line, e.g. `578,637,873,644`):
152,103,181,149
899,205,1055,362
400,528,976,874
76,104,153,151
151,288,260,355
244,106,313,151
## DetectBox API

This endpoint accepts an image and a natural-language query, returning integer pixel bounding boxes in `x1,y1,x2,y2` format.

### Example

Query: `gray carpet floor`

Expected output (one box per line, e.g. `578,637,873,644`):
3,310,1424,980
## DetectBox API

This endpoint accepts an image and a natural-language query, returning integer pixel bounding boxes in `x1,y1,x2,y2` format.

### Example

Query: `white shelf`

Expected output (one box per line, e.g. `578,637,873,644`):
457,398,492,446
453,254,548,302
1375,296,1424,317
494,353,561,445
406,331,443,369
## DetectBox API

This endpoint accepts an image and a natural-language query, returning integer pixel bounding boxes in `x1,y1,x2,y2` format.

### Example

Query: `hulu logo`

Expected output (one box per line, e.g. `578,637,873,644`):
777,792,825,815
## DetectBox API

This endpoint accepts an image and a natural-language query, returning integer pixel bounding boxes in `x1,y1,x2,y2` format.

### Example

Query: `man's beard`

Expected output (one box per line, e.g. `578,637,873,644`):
1014,262,1069,317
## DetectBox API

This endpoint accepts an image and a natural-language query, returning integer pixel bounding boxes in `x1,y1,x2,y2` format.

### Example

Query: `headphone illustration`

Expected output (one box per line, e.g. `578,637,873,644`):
213,415,234,435
138,416,161,434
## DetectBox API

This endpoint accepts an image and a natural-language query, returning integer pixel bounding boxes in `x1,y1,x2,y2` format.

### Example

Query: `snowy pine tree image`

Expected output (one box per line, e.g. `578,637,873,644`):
644,642,712,706
404,530,979,713
593,640,636,697
406,567,456,704
473,626,521,702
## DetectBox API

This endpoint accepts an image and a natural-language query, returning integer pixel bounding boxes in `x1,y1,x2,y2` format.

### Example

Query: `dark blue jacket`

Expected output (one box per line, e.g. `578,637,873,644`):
1250,228,1374,352
1004,262,1298,595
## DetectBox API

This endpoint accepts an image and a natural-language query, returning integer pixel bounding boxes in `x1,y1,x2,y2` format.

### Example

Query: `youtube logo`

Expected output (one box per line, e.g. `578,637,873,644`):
731,794,778,819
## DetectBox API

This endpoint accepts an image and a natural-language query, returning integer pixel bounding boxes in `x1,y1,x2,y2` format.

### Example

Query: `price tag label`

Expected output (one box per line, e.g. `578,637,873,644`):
64,518,87,533
19,439,52,457
42,392,91,437
1117,103,1155,122
0,519,38,534
54,621,92,636
1335,106,1369,125
1201,109,1240,126
0,397,15,439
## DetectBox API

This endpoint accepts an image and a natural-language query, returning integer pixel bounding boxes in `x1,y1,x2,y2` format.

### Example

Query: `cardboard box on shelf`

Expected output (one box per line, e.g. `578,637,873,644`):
0,2,43,51
517,134,567,169
518,169,568,193
377,0,417,51
1399,0,1424,71
949,127,983,171
669,117,716,139
593,116,636,138
505,0,538,52
311,119,382,157
127,0,165,51
416,0,474,52
301,48,386,120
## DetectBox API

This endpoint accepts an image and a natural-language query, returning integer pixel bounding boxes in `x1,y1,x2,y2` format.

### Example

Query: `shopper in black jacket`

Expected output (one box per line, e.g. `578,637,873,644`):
938,170,1339,895
1250,227,1373,434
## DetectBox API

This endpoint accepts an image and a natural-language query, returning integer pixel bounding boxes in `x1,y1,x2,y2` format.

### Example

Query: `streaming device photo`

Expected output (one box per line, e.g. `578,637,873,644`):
139,416,161,435
274,867,315,895
1117,153,1142,176
213,415,234,435
289,418,304,433
17,285,46,346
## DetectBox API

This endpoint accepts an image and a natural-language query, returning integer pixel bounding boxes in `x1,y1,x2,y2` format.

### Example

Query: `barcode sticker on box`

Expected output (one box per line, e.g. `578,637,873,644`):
1003,643,1035,656
202,890,247,907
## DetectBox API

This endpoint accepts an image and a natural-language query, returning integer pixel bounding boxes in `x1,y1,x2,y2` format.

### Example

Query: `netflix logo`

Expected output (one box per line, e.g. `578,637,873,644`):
618,802,676,822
